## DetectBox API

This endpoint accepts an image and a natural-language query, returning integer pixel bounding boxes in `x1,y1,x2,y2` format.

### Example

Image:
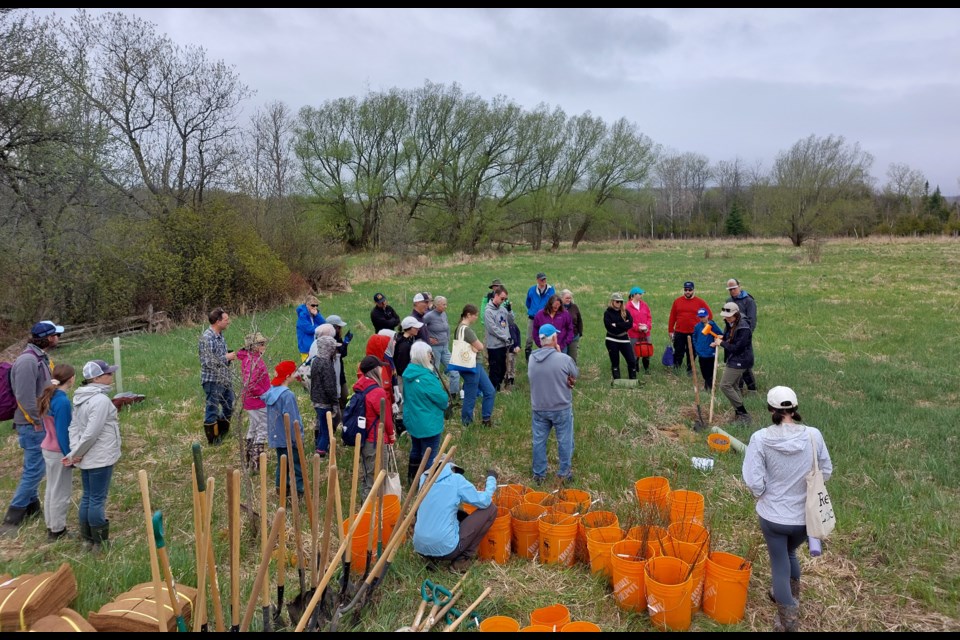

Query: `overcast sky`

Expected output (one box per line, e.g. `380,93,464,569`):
36,8,960,194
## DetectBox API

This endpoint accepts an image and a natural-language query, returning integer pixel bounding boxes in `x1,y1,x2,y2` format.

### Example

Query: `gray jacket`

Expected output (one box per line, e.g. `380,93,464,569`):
742,424,832,526
11,344,51,426
68,383,121,470
422,309,450,347
483,301,513,349
727,291,757,330
527,347,578,412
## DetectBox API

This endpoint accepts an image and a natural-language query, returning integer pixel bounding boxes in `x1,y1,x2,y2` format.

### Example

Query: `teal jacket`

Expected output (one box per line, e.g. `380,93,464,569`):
401,363,448,439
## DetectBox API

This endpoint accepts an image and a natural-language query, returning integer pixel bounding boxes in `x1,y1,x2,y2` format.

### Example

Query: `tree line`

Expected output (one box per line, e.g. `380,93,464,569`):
2,9,958,330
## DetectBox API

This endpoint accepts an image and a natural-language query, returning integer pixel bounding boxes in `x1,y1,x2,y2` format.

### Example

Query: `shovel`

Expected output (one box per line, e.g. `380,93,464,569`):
283,415,310,627
687,336,707,431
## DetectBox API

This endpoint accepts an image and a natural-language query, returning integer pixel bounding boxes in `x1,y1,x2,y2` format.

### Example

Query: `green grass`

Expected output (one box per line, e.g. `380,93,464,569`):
2,237,959,632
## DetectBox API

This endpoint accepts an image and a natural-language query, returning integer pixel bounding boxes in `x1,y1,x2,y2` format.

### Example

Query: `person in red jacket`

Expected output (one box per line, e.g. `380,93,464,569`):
354,355,395,498
667,281,712,377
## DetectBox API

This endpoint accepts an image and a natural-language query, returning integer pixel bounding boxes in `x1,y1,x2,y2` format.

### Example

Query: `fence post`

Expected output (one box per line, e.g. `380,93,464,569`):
113,336,123,394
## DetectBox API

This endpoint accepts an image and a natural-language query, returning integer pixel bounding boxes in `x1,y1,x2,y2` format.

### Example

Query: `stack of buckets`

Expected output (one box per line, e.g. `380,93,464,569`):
480,605,601,632
340,493,402,574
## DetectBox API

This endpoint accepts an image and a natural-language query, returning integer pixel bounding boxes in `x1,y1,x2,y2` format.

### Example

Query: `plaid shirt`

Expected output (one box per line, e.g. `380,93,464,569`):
199,327,232,386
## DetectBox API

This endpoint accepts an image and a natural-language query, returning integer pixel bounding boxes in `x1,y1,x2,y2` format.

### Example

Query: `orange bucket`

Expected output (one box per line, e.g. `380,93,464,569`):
609,539,648,612
560,621,601,632
478,507,512,564
529,604,570,631
644,556,693,632
479,615,520,632
511,503,546,559
626,524,670,555
702,551,752,624
585,526,625,583
496,484,529,510
520,625,553,632
667,489,705,524
552,501,580,517
342,512,371,574
671,540,708,612
556,488,591,513
377,494,402,544
668,520,710,561
634,476,671,519
578,510,619,564
538,513,580,566
524,491,552,506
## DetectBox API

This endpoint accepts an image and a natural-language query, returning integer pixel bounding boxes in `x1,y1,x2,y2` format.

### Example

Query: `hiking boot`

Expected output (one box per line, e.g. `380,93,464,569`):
733,407,751,425
24,499,42,521
0,506,27,538
79,520,94,551
774,603,799,632
769,579,801,605
481,418,493,428
213,418,230,445
558,475,574,485
203,421,218,445
450,557,472,573
533,476,545,487
90,521,110,554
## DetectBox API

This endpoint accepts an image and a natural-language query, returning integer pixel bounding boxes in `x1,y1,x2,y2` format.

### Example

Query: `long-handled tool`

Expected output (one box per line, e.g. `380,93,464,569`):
362,416,384,583
328,445,458,631
191,463,208,632
228,468,241,631
442,587,492,633
239,508,286,632
283,415,310,626
702,323,723,425
294,470,388,632
259,451,272,632
138,470,168,632
274,453,287,628
152,511,189,632
687,335,706,431
416,569,470,632
338,431,362,604
192,443,226,631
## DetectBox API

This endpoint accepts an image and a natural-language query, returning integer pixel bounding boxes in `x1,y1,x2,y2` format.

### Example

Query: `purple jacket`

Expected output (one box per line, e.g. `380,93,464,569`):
532,308,575,350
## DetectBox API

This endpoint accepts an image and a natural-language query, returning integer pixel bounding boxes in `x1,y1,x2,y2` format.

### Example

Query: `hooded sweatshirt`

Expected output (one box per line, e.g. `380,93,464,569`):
310,336,339,409
401,362,448,439
295,303,325,354
68,383,121,470
528,347,578,412
261,384,304,449
742,424,832,526
237,348,269,410
413,463,495,557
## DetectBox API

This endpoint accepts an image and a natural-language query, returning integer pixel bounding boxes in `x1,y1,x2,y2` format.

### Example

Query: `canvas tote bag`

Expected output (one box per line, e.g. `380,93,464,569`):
805,431,836,539
449,324,477,373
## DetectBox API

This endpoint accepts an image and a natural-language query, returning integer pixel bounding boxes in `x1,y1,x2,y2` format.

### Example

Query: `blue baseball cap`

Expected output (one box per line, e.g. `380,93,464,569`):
31,320,64,338
629,287,645,296
697,308,708,319
683,281,695,290
538,323,558,339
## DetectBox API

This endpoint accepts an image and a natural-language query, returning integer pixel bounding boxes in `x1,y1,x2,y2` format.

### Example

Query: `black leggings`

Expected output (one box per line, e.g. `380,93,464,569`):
606,340,637,379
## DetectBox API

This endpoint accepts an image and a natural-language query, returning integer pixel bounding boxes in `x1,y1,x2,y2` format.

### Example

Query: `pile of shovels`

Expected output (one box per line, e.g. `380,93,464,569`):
135,398,464,632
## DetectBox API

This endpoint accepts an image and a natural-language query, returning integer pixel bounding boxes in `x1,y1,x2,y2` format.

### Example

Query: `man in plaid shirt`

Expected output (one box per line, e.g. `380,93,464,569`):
199,307,237,445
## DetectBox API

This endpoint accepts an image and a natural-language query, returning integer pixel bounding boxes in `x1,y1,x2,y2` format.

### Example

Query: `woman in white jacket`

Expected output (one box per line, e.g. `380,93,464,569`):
742,386,832,633
65,360,121,552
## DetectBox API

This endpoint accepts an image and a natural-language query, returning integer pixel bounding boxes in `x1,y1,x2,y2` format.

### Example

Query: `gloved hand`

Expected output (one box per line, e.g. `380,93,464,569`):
504,301,512,313
343,330,353,344
486,468,499,484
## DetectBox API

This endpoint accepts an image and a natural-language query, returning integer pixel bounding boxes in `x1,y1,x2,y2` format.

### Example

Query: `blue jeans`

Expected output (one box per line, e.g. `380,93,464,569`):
431,344,459,395
531,408,574,480
11,424,46,508
460,366,495,424
202,381,234,424
314,406,335,453
275,446,304,494
79,465,114,528
759,516,807,606
410,433,441,471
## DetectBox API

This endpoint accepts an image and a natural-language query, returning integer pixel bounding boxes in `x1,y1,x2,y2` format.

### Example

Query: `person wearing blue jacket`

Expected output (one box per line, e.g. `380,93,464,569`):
38,364,76,540
262,360,305,496
524,272,555,361
402,342,449,483
413,462,498,572
693,309,724,391
296,295,325,360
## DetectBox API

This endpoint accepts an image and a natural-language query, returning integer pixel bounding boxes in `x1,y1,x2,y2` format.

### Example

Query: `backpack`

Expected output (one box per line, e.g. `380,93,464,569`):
0,362,16,422
341,384,379,447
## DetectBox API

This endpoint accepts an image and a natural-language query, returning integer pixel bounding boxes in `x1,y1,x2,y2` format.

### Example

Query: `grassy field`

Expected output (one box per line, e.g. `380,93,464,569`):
1,237,959,632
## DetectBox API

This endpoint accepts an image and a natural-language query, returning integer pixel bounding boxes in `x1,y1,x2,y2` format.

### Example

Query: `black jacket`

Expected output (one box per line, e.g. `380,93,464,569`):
371,304,401,333
604,307,631,340
720,321,754,369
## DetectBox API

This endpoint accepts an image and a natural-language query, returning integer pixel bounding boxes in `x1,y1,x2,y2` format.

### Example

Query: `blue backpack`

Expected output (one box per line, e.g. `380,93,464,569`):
341,385,378,447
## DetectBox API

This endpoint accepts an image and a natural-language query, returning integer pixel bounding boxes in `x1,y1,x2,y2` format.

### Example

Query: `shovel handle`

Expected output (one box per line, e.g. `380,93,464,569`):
442,587,492,633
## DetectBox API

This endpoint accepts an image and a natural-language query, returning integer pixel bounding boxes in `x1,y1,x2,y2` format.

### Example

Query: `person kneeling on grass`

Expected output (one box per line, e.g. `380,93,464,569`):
413,462,498,572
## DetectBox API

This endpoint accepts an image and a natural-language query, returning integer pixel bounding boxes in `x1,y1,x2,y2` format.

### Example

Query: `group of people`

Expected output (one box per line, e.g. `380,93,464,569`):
1,320,123,553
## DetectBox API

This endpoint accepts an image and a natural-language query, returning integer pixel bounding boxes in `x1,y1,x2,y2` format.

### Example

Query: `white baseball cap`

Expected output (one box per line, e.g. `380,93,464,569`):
401,316,424,330
83,360,118,380
720,302,740,318
767,386,798,409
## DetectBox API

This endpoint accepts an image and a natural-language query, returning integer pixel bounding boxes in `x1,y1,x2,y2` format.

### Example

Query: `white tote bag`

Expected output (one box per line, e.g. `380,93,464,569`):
449,324,477,372
384,445,403,498
805,432,836,539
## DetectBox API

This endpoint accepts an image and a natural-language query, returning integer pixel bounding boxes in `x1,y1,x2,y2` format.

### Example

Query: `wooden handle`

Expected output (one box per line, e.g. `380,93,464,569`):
318,464,337,586
230,469,241,627
310,455,321,586
138,470,166,632
240,508,286,632
442,587,492,633
293,418,315,531
278,454,287,588
191,464,206,632
259,452,270,606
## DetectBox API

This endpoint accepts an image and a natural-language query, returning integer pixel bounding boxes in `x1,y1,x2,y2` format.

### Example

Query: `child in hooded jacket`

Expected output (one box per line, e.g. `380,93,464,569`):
262,360,305,496
355,355,395,499
237,333,270,471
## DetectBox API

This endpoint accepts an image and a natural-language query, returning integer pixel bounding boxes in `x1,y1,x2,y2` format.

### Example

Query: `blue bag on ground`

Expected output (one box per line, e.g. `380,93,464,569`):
661,345,674,367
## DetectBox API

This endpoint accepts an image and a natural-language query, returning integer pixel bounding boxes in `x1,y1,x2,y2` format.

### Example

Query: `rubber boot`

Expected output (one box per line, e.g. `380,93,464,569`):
215,418,230,445
80,520,94,551
774,603,799,632
204,421,218,445
0,505,27,538
90,520,110,554
24,499,43,521
407,460,421,485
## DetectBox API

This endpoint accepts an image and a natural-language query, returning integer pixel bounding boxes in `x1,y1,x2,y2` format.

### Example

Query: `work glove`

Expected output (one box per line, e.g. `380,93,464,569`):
504,301,512,313
343,330,353,344
486,468,499,484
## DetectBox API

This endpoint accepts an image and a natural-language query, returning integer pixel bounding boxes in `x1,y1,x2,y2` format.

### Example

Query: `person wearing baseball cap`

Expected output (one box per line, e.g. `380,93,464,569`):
667,281,711,378
524,272,555,361
725,277,758,392
393,316,423,383
61,359,121,551
711,301,754,424
371,292,401,333
603,292,638,381
742,385,833,632
354,355,395,498
528,323,579,485
693,308,724,391
261,360,306,497
237,333,270,471
411,293,432,344
626,287,653,374
1,320,65,538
